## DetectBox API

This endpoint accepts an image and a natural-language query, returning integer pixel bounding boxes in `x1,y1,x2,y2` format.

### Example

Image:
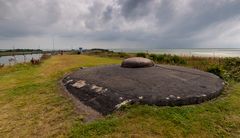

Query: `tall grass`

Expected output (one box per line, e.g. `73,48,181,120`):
149,54,186,65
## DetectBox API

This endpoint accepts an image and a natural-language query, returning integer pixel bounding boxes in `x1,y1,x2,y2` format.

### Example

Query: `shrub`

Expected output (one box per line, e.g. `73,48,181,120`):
31,58,40,65
172,55,186,64
172,55,180,63
157,54,165,62
136,52,146,58
149,54,157,61
222,57,240,82
222,57,240,71
207,65,223,78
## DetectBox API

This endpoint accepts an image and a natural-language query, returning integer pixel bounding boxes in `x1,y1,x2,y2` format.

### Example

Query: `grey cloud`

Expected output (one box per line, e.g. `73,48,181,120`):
118,0,153,19
0,0,61,37
102,6,113,21
166,0,240,37
84,1,106,30
0,0,240,49
155,0,175,25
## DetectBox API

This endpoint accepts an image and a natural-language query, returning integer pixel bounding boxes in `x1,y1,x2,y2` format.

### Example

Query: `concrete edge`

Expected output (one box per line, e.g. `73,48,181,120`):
58,73,103,123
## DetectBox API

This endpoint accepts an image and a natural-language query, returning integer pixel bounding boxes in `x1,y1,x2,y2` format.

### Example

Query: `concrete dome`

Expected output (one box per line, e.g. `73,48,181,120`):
121,57,154,68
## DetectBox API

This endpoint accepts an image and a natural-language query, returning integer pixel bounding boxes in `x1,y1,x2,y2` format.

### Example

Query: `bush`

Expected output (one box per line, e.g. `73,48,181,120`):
172,55,187,64
136,53,146,58
157,54,165,62
149,54,157,61
222,57,240,82
207,65,223,78
31,58,40,65
222,57,240,71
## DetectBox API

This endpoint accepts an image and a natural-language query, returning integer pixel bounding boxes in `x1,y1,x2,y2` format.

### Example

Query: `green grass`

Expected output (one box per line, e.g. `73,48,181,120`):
71,82,240,137
0,55,121,137
1,55,240,137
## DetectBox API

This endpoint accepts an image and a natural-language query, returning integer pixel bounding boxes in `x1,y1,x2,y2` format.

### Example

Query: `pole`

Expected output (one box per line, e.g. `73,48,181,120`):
53,38,55,51
12,45,15,56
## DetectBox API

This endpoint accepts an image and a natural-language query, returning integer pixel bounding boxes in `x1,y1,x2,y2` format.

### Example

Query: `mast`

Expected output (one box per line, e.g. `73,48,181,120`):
52,37,55,51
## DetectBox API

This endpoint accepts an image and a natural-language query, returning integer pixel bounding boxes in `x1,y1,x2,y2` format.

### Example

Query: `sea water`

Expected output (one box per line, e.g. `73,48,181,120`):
112,48,240,57
0,54,42,65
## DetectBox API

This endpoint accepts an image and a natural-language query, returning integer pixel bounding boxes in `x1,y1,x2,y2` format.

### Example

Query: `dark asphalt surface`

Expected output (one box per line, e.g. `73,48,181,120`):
62,64,224,115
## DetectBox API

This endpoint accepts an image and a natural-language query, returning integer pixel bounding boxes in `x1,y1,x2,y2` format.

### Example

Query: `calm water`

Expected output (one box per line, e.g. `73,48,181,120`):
112,48,240,57
0,54,42,65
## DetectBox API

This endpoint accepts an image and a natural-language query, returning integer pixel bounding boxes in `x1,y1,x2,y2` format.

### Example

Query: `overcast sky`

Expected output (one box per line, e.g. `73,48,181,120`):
0,0,240,49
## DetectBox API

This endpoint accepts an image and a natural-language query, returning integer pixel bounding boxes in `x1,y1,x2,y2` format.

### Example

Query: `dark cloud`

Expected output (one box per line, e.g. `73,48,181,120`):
102,6,113,21
155,0,175,25
118,0,153,19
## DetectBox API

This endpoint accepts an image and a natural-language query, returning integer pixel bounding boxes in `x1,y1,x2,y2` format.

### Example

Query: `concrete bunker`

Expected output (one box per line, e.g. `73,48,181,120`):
62,57,224,115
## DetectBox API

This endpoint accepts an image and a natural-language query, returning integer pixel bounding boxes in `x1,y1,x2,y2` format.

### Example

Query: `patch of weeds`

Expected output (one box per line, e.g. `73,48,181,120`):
222,57,240,82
